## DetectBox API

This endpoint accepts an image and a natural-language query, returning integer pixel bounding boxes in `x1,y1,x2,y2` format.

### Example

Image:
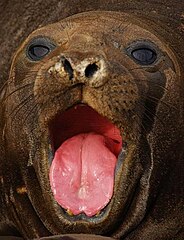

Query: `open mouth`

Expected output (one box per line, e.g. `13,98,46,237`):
49,104,123,217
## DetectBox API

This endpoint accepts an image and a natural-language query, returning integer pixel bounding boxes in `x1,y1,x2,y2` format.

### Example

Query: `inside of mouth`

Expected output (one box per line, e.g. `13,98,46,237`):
49,104,122,217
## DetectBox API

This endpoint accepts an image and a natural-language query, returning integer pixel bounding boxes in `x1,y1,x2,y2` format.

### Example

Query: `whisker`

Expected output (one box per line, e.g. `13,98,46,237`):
143,94,176,110
113,99,146,136
0,75,14,95
136,101,165,127
21,102,40,126
130,69,181,89
129,78,177,110
115,22,131,33
58,21,65,31
9,80,49,128
130,109,147,136
3,83,34,103
8,94,34,125
66,19,73,30
0,70,38,100
135,78,168,92
59,22,71,42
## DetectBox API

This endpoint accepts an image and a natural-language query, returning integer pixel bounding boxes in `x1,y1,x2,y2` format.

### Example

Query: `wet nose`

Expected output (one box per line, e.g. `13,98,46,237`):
61,57,100,80
58,55,107,87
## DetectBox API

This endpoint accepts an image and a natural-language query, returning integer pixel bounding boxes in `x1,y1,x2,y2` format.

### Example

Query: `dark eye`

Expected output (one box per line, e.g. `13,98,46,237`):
27,37,55,61
28,45,49,59
131,48,157,65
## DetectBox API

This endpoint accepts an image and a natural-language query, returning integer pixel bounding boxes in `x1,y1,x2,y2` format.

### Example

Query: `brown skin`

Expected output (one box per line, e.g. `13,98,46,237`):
0,1,184,240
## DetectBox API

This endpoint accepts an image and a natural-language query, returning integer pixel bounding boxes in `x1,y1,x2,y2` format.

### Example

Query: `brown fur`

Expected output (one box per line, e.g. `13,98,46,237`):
0,1,184,240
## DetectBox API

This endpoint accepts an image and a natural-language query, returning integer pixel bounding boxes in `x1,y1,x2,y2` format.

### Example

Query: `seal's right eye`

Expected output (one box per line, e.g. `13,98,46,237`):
27,37,55,61
131,48,157,65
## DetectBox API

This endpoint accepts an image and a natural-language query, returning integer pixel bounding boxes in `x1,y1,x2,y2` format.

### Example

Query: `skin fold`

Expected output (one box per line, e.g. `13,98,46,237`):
0,1,184,239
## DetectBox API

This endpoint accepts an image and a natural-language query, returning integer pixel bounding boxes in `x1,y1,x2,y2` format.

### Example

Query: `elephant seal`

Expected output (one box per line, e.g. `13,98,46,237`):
0,1,184,240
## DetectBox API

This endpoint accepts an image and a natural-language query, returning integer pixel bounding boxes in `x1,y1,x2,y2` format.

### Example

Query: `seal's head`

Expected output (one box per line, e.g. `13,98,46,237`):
2,11,184,238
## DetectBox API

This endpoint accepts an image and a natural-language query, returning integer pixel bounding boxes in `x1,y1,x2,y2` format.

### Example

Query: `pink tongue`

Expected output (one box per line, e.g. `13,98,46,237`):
49,133,117,217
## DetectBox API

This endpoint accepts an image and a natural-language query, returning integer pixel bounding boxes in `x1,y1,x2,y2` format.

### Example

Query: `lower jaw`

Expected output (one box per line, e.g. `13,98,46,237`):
25,104,143,232
46,141,136,223
23,139,142,237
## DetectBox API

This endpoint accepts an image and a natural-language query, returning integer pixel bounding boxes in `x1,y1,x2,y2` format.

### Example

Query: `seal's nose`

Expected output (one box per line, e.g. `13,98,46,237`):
59,55,107,87
61,57,99,79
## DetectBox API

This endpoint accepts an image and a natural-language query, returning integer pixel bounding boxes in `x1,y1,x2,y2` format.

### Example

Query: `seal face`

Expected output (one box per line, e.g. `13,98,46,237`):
1,11,183,239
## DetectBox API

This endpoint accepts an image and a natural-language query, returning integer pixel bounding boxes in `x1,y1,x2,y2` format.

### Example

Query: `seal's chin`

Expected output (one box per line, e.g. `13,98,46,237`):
49,104,123,217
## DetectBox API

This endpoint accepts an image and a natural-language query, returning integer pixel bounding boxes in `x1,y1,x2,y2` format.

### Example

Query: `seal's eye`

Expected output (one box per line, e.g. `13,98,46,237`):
131,48,157,65
27,37,55,61
28,45,50,60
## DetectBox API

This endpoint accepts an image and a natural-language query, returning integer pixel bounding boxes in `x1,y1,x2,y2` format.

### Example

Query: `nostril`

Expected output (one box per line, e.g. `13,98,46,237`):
62,58,74,80
85,63,99,78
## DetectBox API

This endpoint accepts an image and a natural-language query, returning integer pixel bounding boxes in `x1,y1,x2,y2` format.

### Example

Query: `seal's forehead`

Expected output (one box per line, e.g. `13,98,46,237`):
24,11,130,42
23,11,165,47
16,10,176,66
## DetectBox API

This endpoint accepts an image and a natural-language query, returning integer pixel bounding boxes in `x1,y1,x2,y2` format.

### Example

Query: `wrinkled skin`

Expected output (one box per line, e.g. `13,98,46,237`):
0,1,184,240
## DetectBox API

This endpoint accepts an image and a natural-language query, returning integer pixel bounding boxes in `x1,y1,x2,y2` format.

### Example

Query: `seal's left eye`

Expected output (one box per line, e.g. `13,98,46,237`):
27,38,55,61
28,45,50,59
131,48,157,65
